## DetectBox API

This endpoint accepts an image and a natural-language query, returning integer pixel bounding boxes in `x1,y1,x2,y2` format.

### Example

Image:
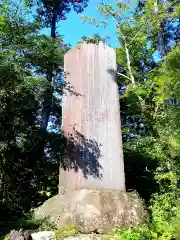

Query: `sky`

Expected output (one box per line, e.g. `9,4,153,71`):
41,0,119,48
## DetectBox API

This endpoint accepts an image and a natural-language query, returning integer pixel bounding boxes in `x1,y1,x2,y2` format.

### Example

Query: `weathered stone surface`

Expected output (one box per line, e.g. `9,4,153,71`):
8,230,32,240
34,189,147,234
60,42,125,194
31,231,55,240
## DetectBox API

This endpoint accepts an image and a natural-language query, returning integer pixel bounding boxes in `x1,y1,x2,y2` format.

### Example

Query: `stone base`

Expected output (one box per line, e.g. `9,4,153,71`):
34,189,147,234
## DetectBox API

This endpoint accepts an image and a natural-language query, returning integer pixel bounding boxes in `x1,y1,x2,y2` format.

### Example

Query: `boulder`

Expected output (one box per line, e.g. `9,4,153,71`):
8,230,32,240
34,189,147,234
31,231,55,240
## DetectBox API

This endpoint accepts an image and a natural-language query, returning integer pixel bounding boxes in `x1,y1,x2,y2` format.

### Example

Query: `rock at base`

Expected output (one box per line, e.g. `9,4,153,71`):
34,189,147,234
8,230,32,240
31,231,55,240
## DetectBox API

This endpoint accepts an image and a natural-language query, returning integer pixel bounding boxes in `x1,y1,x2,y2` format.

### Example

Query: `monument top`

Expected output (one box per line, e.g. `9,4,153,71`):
65,40,114,56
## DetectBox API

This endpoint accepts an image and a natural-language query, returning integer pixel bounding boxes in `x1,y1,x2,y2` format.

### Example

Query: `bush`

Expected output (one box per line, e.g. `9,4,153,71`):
115,192,180,240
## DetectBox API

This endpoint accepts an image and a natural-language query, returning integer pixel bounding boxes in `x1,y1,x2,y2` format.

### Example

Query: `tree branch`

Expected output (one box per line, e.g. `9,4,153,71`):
103,5,135,85
121,34,135,84
117,72,132,81
127,27,144,47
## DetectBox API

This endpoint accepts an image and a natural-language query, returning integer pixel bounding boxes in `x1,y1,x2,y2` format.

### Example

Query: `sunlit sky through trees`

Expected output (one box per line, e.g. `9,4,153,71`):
40,0,118,48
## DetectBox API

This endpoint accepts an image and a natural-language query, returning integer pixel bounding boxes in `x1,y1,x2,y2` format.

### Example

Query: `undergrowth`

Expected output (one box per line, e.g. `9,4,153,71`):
1,192,180,240
115,192,180,240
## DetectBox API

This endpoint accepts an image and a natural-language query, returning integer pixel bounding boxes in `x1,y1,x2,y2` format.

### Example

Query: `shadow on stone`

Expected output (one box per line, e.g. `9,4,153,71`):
63,71,84,97
106,68,118,83
60,130,102,179
63,81,84,98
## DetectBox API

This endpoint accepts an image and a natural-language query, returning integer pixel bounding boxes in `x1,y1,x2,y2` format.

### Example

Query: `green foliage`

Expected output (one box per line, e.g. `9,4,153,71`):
82,0,180,239
0,213,78,239
0,0,180,239
0,0,68,223
114,192,180,239
0,215,56,238
29,0,89,32
55,225,78,239
79,34,106,44
116,225,151,240
23,0,88,140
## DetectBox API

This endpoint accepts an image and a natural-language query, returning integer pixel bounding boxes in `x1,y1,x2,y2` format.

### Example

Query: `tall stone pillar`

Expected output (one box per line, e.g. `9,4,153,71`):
35,42,146,233
60,41,125,193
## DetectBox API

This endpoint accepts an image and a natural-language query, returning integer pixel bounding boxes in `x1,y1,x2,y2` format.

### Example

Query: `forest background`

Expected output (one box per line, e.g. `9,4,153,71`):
0,0,180,239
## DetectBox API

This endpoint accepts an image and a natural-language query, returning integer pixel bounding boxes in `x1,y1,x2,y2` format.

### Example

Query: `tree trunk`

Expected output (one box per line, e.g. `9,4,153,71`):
40,12,57,134
156,0,167,57
51,13,56,38
40,80,53,133
158,21,167,57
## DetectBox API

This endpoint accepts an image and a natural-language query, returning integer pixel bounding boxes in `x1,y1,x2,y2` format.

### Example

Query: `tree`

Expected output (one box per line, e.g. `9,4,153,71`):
85,1,180,238
24,0,89,136
0,0,68,219
82,0,180,204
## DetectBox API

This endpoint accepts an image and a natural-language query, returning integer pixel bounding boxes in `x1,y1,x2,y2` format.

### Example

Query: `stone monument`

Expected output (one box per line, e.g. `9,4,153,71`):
60,41,125,193
35,42,146,233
